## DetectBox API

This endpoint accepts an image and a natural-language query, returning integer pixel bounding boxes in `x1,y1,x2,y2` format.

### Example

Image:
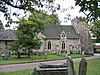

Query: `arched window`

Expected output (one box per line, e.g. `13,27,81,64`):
48,41,51,49
62,41,65,50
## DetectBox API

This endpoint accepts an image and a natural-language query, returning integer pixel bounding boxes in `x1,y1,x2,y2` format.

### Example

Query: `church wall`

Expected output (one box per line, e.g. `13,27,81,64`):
42,38,81,54
0,41,5,49
45,39,60,53
67,39,81,53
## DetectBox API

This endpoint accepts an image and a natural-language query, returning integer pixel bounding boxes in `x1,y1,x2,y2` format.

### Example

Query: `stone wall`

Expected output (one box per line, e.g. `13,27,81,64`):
0,41,5,49
39,38,81,54
0,41,13,50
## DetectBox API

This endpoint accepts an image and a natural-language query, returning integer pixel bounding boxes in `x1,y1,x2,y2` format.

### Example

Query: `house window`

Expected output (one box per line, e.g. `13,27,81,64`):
48,41,51,49
62,41,65,50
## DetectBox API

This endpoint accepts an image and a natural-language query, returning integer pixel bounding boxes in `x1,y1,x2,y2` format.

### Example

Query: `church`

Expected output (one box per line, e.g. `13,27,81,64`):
0,18,94,54
38,25,81,54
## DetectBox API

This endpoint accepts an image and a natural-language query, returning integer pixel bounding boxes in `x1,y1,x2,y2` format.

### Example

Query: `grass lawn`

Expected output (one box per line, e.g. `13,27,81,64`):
0,69,32,75
74,58,100,75
0,53,92,65
95,49,100,53
0,58,100,75
69,53,92,59
0,54,65,65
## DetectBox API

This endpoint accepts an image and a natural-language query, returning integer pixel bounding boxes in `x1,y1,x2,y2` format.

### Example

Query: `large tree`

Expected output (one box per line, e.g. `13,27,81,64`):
0,0,60,26
29,10,60,25
11,11,59,58
74,0,100,21
16,17,44,58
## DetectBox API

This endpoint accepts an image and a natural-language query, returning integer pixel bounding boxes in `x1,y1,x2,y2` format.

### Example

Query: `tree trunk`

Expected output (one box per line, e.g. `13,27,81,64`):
17,51,21,58
28,49,31,58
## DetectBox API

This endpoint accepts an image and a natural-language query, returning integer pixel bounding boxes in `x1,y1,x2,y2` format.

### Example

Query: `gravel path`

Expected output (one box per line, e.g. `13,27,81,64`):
0,55,100,72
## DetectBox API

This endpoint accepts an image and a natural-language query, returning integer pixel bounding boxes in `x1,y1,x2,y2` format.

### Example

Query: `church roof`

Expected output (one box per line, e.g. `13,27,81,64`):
0,25,79,41
0,30,16,41
44,25,79,39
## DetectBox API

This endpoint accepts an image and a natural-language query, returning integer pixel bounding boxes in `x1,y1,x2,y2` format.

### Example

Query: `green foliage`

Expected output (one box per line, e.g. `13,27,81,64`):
16,17,44,50
74,0,100,21
91,20,100,43
0,0,60,26
29,11,60,25
0,47,2,50
10,10,59,58
10,41,19,51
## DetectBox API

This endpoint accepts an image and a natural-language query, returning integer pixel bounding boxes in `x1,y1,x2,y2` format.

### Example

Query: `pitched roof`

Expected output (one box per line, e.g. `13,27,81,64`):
44,25,79,39
0,30,16,40
0,25,79,41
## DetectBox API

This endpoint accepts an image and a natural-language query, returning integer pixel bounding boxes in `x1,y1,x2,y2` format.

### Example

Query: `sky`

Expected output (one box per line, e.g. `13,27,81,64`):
0,0,86,29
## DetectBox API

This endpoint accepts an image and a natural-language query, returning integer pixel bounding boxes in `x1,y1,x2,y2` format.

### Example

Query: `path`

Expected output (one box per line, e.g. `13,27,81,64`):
0,55,100,72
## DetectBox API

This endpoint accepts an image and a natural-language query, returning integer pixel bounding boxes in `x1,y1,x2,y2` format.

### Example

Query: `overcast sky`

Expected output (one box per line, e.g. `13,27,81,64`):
56,0,85,25
0,0,86,29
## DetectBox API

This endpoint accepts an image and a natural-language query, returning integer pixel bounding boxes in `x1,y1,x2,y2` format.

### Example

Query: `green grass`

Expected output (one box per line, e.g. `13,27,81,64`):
74,58,100,75
0,53,92,65
0,69,31,75
0,54,65,65
95,49,100,53
69,53,92,58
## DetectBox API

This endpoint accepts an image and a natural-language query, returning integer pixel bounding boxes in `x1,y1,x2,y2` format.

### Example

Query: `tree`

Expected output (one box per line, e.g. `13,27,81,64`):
91,20,100,43
29,10,60,25
0,0,60,26
11,10,59,58
74,0,100,21
16,18,44,58
10,40,21,58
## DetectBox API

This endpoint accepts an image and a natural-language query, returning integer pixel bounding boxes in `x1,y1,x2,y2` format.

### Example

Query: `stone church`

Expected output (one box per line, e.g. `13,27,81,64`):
0,18,93,54
38,25,81,54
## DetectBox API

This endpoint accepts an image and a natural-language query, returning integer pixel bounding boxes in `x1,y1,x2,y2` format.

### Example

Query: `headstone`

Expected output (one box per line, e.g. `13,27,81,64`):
35,63,68,75
78,58,87,75
67,57,74,75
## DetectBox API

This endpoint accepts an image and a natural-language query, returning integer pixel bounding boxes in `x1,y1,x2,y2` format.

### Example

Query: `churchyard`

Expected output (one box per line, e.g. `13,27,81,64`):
0,53,91,65
0,57,100,75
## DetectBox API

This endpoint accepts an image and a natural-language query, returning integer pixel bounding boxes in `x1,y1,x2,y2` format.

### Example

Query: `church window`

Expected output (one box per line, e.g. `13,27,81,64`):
62,41,65,50
48,41,51,49
62,33,65,37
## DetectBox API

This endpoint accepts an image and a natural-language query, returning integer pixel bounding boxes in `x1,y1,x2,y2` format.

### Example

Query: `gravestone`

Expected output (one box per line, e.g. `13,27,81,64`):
36,63,68,75
32,57,87,75
67,58,74,75
78,58,87,75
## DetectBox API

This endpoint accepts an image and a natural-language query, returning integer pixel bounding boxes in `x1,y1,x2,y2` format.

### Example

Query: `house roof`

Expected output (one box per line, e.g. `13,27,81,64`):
44,25,79,39
0,30,16,41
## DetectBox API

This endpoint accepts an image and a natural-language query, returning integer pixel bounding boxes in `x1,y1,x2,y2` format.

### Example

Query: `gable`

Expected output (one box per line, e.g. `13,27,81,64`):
44,25,79,39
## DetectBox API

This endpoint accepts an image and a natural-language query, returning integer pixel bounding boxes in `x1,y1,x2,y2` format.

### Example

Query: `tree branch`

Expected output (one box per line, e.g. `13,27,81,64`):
2,0,25,9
